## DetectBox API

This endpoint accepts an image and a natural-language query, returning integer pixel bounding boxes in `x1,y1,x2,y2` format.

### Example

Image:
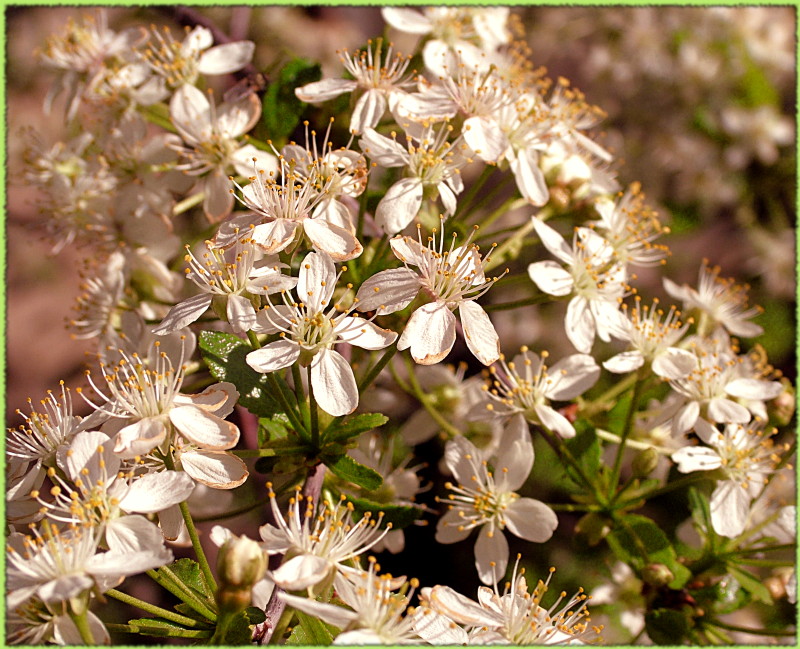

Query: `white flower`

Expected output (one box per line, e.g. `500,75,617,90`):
435,418,558,585
662,336,783,436
590,183,670,268
671,422,786,537
140,25,255,88
355,224,503,365
7,598,109,646
419,558,601,644
153,232,295,335
528,216,628,353
79,342,248,489
359,123,467,234
7,521,172,611
473,347,600,439
664,261,764,338
603,297,695,379
246,251,396,417
281,560,421,644
233,158,363,261
259,486,391,591
169,84,276,221
296,39,415,134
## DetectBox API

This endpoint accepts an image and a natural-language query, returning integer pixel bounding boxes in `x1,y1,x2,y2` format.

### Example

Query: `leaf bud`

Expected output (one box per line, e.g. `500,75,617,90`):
632,447,660,478
641,563,674,587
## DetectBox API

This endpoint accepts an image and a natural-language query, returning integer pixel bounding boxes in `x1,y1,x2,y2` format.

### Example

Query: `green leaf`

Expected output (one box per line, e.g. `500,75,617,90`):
246,607,267,625
262,57,322,142
323,453,383,491
222,610,257,644
349,496,424,529
644,608,691,644
323,412,389,443
726,563,773,605
127,618,212,639
199,331,281,418
164,558,212,598
562,419,602,488
294,610,334,644
607,514,691,589
259,413,292,445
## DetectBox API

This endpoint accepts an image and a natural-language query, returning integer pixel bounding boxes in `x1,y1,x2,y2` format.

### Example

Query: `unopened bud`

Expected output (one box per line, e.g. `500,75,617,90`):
769,379,795,427
641,563,674,587
632,447,660,478
575,512,612,547
216,535,267,615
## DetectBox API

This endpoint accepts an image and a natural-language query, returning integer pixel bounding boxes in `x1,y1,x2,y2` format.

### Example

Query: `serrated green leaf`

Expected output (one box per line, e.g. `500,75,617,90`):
349,496,424,529
259,413,292,445
246,607,267,625
323,453,382,491
199,331,281,418
323,412,389,443
262,58,322,142
163,558,212,598
644,608,690,644
222,610,257,644
127,618,213,639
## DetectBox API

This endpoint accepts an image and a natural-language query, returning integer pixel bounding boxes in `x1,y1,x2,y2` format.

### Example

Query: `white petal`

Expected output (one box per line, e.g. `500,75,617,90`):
652,348,696,379
493,415,533,491
707,397,751,424
334,316,397,350
438,180,457,216
53,611,109,646
376,177,424,234
226,294,257,332
546,354,601,400
351,88,387,134
272,554,332,590
304,218,363,261
531,217,573,265
181,27,214,56
565,296,595,353
603,350,645,374
114,417,168,460
280,591,357,627
725,378,783,401
459,301,500,366
435,508,473,544
528,260,573,296
673,401,700,435
232,144,278,178
710,481,750,538
170,406,240,450
382,7,432,33
359,128,409,167
174,382,239,417
354,267,420,314
37,575,95,605
311,349,359,417
203,169,235,222
105,514,166,553
216,93,261,138
399,302,456,365
427,585,499,627
170,84,211,143
180,449,249,489
463,116,507,162
475,526,508,585
119,471,196,514
413,607,470,644
158,504,186,542
246,339,302,373
152,293,212,335
198,41,255,75
59,431,119,484
505,498,558,542
250,219,298,254
295,78,358,103
88,548,172,577
534,404,576,439
671,446,722,473
298,250,336,312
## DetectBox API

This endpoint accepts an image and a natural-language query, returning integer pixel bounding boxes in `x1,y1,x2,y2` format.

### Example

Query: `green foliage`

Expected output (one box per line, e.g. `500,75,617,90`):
261,57,322,143
167,558,213,598
290,611,335,644
323,453,383,491
323,412,389,443
645,608,691,644
199,331,282,418
349,495,424,529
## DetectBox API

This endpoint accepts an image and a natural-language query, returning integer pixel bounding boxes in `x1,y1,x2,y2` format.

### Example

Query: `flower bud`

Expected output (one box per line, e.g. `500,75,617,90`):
632,447,660,478
216,535,267,615
575,512,612,547
769,379,796,427
641,563,674,587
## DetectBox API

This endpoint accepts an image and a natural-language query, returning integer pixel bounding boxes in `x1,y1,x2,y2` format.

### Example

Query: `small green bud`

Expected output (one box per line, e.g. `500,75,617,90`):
769,379,795,427
632,447,660,478
641,563,674,587
575,512,612,547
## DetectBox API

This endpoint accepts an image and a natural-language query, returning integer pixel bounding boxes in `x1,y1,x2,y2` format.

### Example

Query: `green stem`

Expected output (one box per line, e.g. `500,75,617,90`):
106,589,203,628
308,365,320,449
292,362,310,428
266,372,308,438
621,472,710,504
484,219,535,273
173,191,205,217
582,373,638,417
453,165,495,220
247,330,262,349
708,620,797,637
179,499,217,593
546,502,599,512
401,355,461,438
723,543,796,557
595,428,673,453
67,607,96,645
609,372,646,498
538,426,606,506
146,569,217,621
357,342,398,392
472,196,525,233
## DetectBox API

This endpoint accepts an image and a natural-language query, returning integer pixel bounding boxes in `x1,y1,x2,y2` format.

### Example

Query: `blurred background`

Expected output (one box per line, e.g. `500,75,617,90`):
5,6,796,643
